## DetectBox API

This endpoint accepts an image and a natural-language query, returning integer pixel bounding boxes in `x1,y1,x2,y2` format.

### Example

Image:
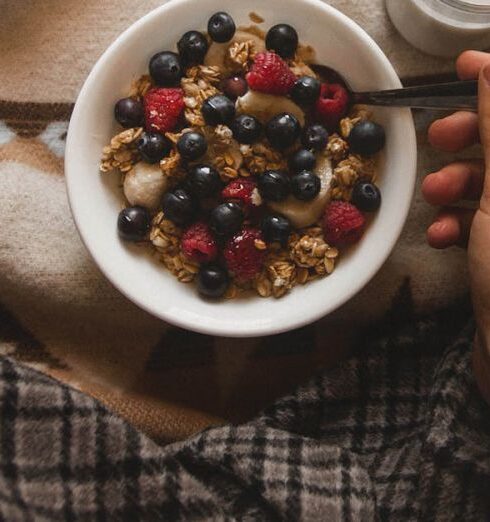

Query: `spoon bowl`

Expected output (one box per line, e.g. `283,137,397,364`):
313,62,478,111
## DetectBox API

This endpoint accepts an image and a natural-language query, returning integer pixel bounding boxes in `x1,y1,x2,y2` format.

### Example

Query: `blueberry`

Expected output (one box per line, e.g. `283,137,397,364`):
162,189,196,226
257,170,290,202
177,132,207,160
114,97,144,128
208,12,236,43
289,149,316,173
290,171,321,201
351,181,381,212
197,263,230,298
301,124,328,151
209,202,244,237
290,76,321,106
177,31,209,66
266,112,301,150
348,121,385,156
137,132,172,163
187,164,222,198
261,214,291,246
265,24,298,59
149,51,183,86
231,114,263,144
202,94,236,126
117,206,151,241
221,76,248,100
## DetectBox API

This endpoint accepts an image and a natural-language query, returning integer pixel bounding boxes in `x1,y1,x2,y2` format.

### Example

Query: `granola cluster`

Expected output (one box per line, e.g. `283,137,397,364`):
240,142,287,175
150,212,199,283
325,107,378,201
227,40,257,71
181,65,222,126
252,227,338,299
100,128,142,173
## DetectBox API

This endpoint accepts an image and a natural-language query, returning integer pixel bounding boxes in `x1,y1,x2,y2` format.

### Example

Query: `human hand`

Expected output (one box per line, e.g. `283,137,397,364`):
422,51,490,403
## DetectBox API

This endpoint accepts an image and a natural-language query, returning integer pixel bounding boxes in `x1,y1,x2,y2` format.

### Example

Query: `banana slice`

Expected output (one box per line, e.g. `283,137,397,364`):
236,90,305,126
268,155,333,228
204,31,266,73
124,162,169,210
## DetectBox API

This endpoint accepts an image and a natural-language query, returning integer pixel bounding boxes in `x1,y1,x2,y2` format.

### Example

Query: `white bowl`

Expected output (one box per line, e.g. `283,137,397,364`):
65,0,417,338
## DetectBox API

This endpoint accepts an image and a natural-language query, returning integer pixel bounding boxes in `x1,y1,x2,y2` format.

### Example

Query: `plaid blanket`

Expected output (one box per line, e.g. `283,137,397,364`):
1,298,489,521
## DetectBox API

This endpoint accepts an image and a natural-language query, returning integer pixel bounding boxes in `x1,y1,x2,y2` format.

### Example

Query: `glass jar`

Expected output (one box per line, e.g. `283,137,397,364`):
386,0,490,58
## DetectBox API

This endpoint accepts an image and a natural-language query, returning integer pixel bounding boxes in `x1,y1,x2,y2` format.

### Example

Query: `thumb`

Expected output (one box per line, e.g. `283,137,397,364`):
479,63,490,213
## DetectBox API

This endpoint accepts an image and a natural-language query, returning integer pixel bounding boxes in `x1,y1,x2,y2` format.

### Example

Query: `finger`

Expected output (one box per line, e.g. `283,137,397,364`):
422,160,485,206
428,111,480,152
427,208,475,249
456,51,490,80
479,63,490,214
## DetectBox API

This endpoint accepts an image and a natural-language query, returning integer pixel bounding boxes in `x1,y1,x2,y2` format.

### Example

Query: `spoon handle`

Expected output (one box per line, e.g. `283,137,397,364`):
353,80,478,111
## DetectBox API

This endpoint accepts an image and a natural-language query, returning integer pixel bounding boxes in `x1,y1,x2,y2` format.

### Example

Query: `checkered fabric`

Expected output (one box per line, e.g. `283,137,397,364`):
1,302,489,521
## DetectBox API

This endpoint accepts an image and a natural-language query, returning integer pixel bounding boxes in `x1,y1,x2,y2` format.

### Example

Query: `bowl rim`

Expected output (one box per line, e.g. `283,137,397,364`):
65,0,417,337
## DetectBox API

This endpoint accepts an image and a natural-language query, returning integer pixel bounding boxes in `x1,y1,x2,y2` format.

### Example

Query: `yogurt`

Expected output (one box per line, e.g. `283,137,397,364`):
386,0,490,58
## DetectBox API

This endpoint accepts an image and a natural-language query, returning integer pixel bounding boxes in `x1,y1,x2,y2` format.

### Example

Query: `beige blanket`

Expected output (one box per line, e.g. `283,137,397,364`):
0,0,480,443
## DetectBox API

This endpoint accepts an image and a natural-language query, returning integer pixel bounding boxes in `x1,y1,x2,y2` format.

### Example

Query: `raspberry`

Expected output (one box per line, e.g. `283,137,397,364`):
144,87,184,134
221,178,260,210
315,83,349,130
246,52,296,95
223,228,266,281
181,222,218,263
323,201,366,246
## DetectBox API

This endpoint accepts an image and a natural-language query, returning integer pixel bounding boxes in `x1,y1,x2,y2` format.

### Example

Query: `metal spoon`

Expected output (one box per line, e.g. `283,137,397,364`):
351,80,478,111
311,64,478,111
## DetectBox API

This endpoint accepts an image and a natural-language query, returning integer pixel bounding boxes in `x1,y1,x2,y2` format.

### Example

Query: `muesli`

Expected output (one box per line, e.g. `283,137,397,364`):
101,12,386,299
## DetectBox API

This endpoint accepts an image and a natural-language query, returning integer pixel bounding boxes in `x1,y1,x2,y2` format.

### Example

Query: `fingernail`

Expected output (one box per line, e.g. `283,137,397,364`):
483,63,490,86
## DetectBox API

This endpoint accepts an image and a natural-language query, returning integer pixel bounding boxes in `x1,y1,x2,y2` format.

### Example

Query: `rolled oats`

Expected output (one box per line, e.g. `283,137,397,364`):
289,233,338,278
324,257,336,274
339,154,376,181
295,43,316,64
181,66,222,127
241,142,287,175
100,127,143,173
289,60,317,78
238,24,266,40
339,116,361,139
339,105,372,138
150,212,182,255
291,235,327,267
262,253,297,299
128,75,152,98
296,267,309,285
331,153,377,201
214,124,234,145
160,149,185,180
227,40,256,71
248,12,265,24
209,148,243,181
255,273,272,298
326,133,349,161
350,104,372,120
200,125,244,181
165,128,190,144
222,166,239,180
224,283,239,300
